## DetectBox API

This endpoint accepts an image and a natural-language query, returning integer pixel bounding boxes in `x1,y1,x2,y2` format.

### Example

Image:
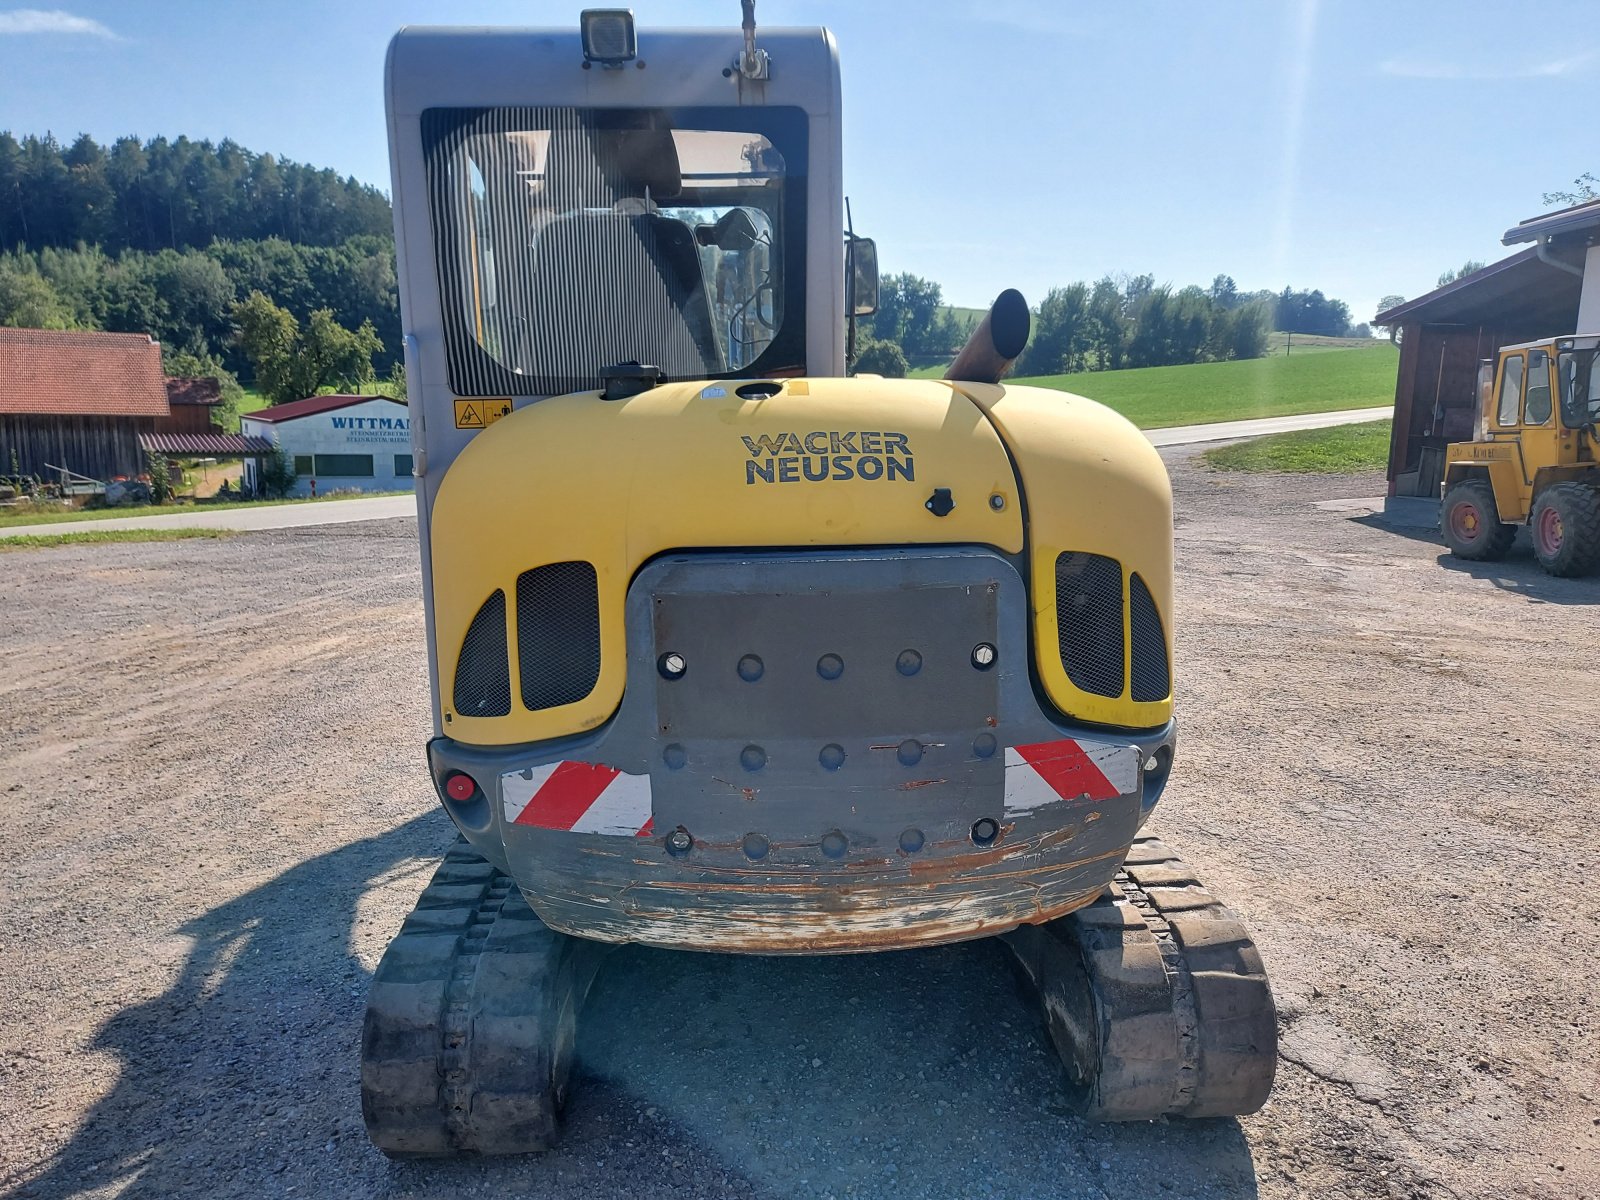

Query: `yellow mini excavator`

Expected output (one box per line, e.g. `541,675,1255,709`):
363,4,1277,1154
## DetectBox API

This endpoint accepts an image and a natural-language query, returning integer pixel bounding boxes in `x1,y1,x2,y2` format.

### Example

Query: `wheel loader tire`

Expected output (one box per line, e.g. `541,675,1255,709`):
1441,480,1515,561
361,839,607,1157
1530,483,1600,578
1002,837,1277,1121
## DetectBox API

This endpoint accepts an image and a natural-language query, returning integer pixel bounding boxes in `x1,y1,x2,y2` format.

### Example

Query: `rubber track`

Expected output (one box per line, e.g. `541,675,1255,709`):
361,840,603,1157
1003,836,1277,1121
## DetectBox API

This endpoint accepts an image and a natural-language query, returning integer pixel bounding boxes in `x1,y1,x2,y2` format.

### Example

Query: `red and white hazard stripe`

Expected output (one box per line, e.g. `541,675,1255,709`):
1002,739,1139,815
501,762,654,837
501,738,1138,837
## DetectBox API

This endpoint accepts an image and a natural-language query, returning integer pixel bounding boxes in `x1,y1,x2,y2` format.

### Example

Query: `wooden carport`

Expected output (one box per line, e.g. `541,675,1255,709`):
1376,250,1582,511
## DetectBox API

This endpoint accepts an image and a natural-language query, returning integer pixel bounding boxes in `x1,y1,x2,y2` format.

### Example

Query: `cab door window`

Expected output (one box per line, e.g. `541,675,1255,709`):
1524,348,1553,425
1496,353,1525,426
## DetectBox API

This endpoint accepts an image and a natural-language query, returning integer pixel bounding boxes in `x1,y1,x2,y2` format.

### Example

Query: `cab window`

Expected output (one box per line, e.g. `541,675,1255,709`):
1524,348,1553,424
1496,353,1524,427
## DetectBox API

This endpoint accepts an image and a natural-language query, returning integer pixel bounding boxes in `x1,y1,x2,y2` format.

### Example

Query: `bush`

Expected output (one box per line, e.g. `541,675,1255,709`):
257,449,297,498
852,338,908,378
145,452,173,504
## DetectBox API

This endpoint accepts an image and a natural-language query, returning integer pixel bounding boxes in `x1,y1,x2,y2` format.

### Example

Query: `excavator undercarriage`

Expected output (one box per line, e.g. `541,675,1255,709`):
362,837,1276,1156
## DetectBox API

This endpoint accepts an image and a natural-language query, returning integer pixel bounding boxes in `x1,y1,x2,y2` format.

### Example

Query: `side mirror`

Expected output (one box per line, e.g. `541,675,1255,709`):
697,207,761,252
848,236,879,316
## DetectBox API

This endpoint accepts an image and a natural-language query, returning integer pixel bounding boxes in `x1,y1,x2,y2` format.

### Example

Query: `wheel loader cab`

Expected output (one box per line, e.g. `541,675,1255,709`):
1441,336,1600,576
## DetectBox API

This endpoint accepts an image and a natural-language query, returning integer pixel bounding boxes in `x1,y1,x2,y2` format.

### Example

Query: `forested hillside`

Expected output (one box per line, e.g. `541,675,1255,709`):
0,132,390,253
0,131,1374,398
0,133,400,398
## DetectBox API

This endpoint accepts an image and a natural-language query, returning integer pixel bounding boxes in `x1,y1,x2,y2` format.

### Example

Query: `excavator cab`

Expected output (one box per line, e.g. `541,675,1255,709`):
363,6,1277,1158
1441,335,1600,576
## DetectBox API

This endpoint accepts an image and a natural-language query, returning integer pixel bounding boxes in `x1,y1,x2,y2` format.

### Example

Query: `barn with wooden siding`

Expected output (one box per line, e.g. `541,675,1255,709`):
151,376,224,437
0,328,170,482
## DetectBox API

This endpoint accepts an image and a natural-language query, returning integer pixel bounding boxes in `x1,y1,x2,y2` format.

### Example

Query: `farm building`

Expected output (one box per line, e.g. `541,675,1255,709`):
0,328,170,481
1378,198,1599,517
139,375,273,462
240,394,414,498
153,376,224,436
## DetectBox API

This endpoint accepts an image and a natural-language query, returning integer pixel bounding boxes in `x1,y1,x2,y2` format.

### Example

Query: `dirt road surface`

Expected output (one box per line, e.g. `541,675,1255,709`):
2,453,1596,1200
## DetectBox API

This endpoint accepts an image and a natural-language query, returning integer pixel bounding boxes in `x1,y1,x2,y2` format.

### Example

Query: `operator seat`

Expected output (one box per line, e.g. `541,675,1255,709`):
522,125,721,382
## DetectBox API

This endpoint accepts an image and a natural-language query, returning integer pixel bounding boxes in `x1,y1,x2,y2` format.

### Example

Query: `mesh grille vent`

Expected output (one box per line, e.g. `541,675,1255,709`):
517,561,602,711
1054,552,1126,699
453,590,511,717
1129,573,1171,703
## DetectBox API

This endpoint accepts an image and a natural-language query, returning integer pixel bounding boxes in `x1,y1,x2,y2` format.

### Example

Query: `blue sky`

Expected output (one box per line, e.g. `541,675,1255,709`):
1,1,1594,322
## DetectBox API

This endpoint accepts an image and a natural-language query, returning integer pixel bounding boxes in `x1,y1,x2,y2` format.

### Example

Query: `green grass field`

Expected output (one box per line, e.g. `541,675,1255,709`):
1016,344,1395,428
906,342,1396,428
0,528,234,551
1202,419,1392,473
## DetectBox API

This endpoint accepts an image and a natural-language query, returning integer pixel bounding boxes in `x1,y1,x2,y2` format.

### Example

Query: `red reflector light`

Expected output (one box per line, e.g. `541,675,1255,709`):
444,772,478,802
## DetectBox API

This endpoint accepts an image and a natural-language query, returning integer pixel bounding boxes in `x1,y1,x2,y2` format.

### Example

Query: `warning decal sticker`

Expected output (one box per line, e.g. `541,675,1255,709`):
454,398,513,429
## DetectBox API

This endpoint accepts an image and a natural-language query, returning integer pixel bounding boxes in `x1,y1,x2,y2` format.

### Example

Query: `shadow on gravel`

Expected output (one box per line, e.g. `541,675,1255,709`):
11,815,449,1200
555,942,1262,1199
1435,551,1600,604
15,823,1261,1200
1355,514,1600,605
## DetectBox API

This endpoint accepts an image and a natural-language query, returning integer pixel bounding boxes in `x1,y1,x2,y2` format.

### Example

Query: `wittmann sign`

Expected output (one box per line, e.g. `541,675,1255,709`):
330,414,410,445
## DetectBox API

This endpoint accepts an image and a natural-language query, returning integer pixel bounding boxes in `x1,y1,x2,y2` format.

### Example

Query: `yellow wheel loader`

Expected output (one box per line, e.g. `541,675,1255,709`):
1441,335,1600,576
363,5,1277,1156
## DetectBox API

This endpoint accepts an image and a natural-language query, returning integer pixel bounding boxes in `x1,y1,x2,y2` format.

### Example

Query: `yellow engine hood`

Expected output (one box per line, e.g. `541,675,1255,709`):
431,377,1024,745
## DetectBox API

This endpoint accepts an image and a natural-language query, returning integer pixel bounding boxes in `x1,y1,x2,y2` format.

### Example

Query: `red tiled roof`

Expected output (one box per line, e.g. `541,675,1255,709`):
241,393,406,424
0,328,169,417
164,376,224,406
139,433,275,456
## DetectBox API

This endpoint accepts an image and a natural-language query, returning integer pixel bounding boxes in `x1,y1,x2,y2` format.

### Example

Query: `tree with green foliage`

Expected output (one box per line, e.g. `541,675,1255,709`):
1211,299,1272,361
257,448,297,498
1274,287,1352,337
1544,173,1597,207
1208,274,1240,310
385,360,407,402
1021,283,1091,375
1087,277,1126,370
1374,293,1407,341
1436,260,1486,288
0,131,392,255
233,290,381,404
145,451,173,503
862,273,960,362
1126,287,1213,368
852,337,908,377
0,260,73,328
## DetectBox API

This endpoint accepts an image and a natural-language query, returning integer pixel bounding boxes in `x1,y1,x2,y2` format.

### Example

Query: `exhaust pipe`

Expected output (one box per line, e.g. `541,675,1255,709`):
945,289,1030,385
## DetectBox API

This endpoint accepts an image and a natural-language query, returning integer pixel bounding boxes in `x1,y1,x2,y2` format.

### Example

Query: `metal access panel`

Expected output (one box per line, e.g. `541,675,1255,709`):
652,583,999,739
647,561,1004,841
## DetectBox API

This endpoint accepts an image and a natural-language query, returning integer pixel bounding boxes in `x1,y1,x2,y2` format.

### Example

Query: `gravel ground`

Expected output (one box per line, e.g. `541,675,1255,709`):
1,452,1597,1200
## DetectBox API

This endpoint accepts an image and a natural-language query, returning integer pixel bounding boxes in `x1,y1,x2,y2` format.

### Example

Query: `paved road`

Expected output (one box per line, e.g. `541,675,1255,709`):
0,406,1392,540
0,493,416,538
1143,405,1392,447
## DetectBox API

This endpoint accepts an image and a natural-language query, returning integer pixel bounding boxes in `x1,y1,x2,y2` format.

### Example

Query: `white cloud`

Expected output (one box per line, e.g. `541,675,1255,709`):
1380,51,1593,80
0,8,117,38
